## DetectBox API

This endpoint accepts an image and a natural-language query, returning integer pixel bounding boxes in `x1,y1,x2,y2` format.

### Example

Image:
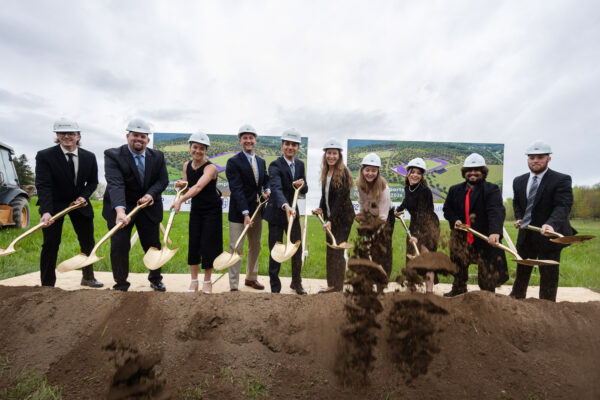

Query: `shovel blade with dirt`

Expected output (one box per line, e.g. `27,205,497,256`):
312,210,353,250
0,201,87,257
347,258,388,284
517,223,596,245
271,182,304,263
214,195,268,271
57,200,152,272
143,182,188,270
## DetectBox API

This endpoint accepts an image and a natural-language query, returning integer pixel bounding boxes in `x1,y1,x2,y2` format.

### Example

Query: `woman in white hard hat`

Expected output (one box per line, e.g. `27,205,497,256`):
356,153,395,289
395,158,440,293
172,132,223,294
313,139,355,293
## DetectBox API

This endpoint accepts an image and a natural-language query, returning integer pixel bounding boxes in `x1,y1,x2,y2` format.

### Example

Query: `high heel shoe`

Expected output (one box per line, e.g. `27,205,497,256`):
202,280,212,294
187,279,199,292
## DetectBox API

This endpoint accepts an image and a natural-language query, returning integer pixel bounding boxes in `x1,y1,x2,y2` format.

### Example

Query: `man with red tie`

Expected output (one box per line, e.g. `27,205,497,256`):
442,153,508,297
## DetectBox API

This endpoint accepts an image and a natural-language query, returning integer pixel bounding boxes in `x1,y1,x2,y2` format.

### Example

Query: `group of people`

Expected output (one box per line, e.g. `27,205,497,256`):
34,117,575,302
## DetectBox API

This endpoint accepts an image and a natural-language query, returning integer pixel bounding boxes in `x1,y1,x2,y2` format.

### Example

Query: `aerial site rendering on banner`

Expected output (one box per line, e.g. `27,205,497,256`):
153,133,308,196
347,139,505,202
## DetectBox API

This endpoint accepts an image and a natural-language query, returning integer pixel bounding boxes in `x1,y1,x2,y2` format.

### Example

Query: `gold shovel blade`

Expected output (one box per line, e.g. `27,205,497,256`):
347,258,388,284
57,253,103,272
213,251,242,271
271,240,301,263
326,241,353,250
550,235,595,244
143,246,179,270
0,245,18,257
512,258,560,266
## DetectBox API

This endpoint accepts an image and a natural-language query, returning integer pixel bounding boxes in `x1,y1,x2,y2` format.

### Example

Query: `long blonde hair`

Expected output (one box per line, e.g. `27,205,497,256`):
320,150,354,189
357,165,387,198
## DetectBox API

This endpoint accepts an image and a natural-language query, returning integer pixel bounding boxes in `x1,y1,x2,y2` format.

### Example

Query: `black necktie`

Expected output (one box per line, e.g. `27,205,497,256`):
66,153,75,184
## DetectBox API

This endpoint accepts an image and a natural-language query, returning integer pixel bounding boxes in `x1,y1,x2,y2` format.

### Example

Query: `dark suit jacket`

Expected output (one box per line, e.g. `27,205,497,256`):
35,145,98,217
513,168,575,248
263,156,308,226
318,168,355,231
443,180,508,285
102,145,168,224
225,151,269,223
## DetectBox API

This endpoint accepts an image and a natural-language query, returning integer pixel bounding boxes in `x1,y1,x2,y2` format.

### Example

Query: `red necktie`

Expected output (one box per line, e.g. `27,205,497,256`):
465,188,474,244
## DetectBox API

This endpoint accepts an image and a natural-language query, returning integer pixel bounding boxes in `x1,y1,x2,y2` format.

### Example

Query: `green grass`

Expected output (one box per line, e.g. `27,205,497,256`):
1,199,598,290
428,164,504,191
0,361,62,400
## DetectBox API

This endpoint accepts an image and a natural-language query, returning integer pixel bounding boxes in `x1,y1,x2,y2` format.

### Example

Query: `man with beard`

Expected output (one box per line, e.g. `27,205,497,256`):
509,141,575,302
442,153,508,297
225,124,270,292
102,118,169,291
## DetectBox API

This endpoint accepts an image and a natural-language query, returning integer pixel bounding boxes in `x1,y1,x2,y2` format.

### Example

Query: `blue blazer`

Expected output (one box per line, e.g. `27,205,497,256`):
225,151,269,223
262,156,308,226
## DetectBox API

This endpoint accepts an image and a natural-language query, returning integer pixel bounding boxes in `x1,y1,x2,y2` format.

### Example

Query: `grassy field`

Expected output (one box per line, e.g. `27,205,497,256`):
1,199,598,289
428,164,504,190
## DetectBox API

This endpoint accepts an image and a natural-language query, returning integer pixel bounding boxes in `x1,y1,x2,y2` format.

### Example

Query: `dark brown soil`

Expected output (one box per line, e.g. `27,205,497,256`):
406,251,458,276
1,285,599,399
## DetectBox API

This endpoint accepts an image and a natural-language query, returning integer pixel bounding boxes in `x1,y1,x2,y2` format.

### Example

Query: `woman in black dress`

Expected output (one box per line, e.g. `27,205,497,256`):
172,132,223,294
396,157,440,293
314,138,355,293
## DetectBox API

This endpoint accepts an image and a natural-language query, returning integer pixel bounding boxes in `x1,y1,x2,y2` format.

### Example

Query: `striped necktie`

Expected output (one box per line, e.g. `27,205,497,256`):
521,175,539,227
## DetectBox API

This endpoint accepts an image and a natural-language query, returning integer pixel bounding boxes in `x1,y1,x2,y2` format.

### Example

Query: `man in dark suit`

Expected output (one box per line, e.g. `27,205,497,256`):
102,118,169,291
225,124,270,291
442,153,508,297
509,141,575,302
35,118,103,287
262,128,308,294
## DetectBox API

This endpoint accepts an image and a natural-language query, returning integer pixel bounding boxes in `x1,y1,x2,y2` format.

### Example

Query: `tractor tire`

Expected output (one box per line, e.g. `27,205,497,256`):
10,196,30,229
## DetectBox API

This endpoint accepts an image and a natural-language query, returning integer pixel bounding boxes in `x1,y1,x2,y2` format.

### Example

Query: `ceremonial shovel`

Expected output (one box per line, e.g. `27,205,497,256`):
312,211,353,250
456,223,559,266
0,201,87,257
270,182,304,263
57,200,152,272
515,223,595,245
394,211,420,259
143,182,188,270
213,195,268,271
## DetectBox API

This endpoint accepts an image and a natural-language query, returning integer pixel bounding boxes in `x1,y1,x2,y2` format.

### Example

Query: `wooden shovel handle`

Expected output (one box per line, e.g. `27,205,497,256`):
456,223,519,259
521,224,564,238
284,182,304,240
312,210,337,246
91,200,153,253
162,182,188,245
395,211,420,256
231,194,269,251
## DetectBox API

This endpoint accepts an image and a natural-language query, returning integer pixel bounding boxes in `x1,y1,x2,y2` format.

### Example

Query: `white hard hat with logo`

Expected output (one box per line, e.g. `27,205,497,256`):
322,138,343,151
53,118,80,133
525,140,552,155
406,157,427,171
463,153,486,168
188,131,211,146
361,153,381,168
126,118,152,135
281,128,302,144
238,124,257,138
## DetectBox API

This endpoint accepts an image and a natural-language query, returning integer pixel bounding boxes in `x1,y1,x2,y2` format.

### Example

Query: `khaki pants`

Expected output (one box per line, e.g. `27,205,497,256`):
228,217,263,289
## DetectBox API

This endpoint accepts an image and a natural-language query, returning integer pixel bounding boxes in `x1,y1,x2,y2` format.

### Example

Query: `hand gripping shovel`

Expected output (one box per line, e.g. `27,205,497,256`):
213,195,268,271
271,182,304,263
143,182,188,270
515,223,595,245
394,211,420,259
456,223,559,266
0,201,87,257
57,200,152,272
301,212,309,266
312,210,353,250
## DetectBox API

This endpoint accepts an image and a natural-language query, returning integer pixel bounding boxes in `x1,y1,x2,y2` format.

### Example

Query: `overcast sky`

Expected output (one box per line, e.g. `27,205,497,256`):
1,0,599,207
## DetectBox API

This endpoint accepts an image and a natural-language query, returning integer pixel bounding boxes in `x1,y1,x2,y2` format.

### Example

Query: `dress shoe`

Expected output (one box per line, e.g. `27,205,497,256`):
245,279,265,290
150,281,166,292
318,287,339,294
81,278,104,288
443,287,467,298
290,282,307,295
230,288,239,292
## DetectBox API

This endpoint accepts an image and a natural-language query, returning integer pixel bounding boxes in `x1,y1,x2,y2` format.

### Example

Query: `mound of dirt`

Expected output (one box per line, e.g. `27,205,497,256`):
1,285,599,399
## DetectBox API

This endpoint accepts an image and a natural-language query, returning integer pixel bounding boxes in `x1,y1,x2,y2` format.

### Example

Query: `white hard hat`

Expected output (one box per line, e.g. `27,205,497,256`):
406,157,427,171
281,128,302,144
188,131,210,146
323,138,343,151
361,153,381,168
525,140,552,155
463,153,486,168
126,118,152,135
238,124,257,138
53,118,80,133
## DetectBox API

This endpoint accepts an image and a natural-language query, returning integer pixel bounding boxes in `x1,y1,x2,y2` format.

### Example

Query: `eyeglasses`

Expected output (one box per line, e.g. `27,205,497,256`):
57,132,80,137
